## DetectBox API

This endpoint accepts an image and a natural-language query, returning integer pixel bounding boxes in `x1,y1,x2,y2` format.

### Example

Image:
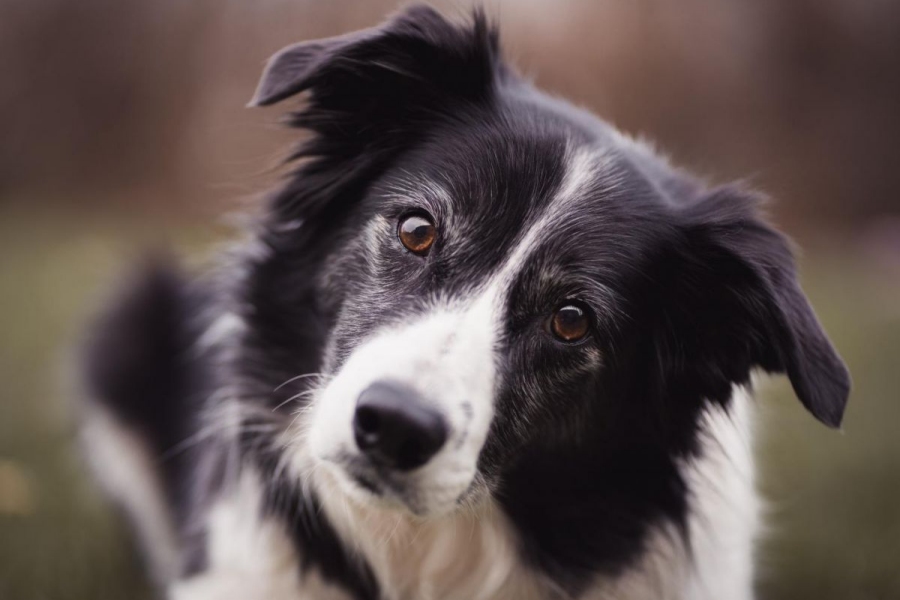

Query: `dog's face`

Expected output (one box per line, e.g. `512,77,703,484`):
245,6,849,520
307,126,635,514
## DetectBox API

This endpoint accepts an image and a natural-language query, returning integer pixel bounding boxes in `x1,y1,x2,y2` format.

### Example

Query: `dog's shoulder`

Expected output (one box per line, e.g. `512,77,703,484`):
78,258,218,582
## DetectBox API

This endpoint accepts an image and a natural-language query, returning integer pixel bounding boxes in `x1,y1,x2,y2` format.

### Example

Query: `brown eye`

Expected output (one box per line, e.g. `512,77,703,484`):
551,304,590,342
398,214,436,255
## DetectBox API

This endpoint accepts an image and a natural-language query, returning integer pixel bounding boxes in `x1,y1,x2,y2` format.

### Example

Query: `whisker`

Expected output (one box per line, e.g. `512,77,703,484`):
272,388,318,412
274,372,325,392
162,399,285,461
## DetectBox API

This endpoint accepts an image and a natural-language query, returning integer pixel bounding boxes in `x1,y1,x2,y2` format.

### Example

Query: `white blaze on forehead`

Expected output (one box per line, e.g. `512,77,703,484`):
477,145,607,308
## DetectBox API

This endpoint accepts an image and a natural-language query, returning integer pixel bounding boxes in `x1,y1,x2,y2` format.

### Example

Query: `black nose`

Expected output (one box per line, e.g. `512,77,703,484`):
353,381,448,471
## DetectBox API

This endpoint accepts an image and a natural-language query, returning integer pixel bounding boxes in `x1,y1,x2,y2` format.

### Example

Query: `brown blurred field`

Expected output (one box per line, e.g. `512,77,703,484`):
0,1,898,599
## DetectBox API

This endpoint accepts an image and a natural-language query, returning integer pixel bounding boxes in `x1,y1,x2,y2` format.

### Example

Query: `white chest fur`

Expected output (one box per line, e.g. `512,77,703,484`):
316,476,553,600
170,467,351,600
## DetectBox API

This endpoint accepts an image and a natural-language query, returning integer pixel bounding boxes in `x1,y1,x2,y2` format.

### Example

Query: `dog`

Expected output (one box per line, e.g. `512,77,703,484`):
78,6,850,600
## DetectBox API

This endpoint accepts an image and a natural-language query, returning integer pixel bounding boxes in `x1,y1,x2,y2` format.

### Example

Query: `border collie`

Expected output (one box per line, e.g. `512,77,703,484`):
78,6,850,600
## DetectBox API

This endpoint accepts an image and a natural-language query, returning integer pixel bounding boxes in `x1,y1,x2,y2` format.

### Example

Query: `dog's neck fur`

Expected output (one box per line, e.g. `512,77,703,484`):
170,386,757,600
317,478,549,600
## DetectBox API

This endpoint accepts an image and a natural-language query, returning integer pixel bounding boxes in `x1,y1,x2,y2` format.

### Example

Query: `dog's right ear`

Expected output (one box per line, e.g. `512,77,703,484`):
248,5,503,221
249,31,374,107
251,5,501,107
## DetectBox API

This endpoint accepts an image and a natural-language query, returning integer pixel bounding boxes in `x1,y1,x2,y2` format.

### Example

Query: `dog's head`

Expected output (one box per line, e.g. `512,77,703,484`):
245,6,849,518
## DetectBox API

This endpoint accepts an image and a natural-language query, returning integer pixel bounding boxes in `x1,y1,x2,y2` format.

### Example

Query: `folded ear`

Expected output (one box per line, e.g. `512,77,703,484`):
248,5,503,222
249,34,369,108
250,5,500,108
658,187,850,427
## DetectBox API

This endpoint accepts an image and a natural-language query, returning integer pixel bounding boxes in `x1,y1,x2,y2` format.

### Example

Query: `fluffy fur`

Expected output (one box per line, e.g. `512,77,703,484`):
78,6,850,600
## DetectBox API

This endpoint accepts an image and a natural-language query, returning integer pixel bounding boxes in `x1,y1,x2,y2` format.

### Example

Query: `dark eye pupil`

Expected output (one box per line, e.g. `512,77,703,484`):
409,224,429,240
552,304,588,341
557,306,583,329
558,306,582,324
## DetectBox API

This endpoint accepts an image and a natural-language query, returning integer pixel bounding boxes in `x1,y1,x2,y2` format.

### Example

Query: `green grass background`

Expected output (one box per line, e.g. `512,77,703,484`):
0,207,897,599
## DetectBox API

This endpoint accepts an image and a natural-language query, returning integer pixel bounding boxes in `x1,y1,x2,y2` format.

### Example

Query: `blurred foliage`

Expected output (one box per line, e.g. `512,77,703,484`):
0,210,157,600
0,210,224,600
1,0,900,226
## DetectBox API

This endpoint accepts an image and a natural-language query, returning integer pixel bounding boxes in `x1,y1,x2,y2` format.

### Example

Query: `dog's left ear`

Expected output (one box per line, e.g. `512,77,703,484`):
660,187,850,428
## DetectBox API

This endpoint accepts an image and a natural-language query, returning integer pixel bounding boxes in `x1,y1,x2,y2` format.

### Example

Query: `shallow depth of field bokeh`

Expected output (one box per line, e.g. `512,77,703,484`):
1,1,898,599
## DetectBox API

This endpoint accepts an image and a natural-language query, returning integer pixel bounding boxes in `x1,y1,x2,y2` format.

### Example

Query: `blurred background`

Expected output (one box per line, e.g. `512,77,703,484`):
0,0,898,598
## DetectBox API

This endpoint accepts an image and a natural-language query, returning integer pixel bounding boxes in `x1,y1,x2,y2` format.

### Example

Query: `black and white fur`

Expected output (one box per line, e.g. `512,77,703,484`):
78,7,850,600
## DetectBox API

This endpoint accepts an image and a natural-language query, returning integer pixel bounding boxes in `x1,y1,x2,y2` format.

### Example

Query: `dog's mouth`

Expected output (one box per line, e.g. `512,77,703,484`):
317,451,479,517
321,453,427,514
348,469,384,496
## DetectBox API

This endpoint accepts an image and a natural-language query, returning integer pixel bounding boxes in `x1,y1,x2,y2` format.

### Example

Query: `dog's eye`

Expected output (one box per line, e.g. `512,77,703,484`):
550,304,589,342
398,214,436,255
